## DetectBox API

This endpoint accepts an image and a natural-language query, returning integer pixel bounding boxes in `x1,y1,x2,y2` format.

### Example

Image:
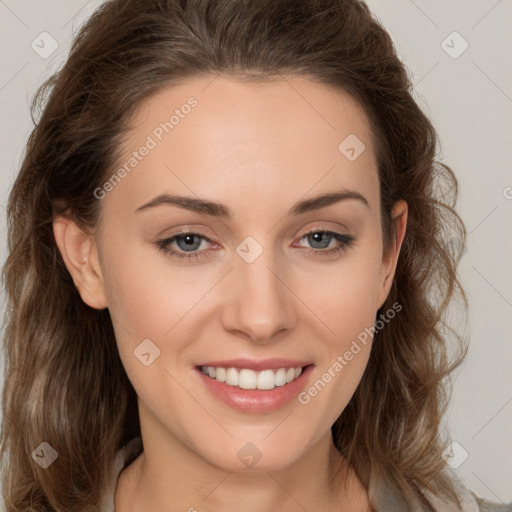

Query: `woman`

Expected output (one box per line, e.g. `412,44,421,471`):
1,0,509,510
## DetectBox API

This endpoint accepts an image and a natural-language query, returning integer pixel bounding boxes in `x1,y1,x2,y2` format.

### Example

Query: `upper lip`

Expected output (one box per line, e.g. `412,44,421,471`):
197,358,313,371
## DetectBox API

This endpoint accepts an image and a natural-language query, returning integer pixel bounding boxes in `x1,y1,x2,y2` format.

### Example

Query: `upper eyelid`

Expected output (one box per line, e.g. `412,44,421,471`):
154,216,352,240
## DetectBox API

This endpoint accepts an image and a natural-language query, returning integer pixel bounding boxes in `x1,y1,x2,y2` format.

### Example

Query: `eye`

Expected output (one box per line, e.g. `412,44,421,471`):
154,232,216,261
295,229,355,258
154,228,355,262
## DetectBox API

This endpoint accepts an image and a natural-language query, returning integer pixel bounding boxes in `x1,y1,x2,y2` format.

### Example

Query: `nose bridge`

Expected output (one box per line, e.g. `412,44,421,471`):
221,240,296,342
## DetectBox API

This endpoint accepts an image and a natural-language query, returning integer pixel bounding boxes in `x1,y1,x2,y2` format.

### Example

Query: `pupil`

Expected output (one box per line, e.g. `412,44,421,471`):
311,232,329,249
177,234,200,252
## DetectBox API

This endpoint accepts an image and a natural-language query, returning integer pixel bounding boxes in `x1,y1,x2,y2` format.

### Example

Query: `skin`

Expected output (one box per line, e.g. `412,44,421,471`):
53,74,407,511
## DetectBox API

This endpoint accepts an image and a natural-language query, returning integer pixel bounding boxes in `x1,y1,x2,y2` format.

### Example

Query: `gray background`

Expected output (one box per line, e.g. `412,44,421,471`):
1,0,511,504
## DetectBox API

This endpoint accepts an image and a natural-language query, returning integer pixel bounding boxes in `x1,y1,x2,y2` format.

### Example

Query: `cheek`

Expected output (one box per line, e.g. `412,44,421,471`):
100,236,210,339
300,251,382,414
309,252,382,341
100,247,204,432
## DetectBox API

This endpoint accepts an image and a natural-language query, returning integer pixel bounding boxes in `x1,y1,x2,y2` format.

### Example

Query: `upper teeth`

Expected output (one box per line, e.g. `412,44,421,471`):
201,366,303,390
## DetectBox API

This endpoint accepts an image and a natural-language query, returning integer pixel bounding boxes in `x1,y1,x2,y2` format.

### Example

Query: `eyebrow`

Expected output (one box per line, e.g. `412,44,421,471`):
135,189,369,218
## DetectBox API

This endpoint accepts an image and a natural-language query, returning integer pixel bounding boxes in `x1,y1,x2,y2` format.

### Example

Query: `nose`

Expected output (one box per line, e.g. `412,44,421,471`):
220,251,297,344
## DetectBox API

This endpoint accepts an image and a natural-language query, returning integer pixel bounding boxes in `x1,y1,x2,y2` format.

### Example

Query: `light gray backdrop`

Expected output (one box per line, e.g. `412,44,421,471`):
1,0,511,504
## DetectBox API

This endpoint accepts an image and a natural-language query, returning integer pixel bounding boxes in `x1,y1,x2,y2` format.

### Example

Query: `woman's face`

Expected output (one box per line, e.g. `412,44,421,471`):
65,74,406,472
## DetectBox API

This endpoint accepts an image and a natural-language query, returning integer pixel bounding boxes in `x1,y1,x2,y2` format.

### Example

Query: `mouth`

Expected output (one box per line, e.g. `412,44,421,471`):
199,365,304,390
195,359,314,413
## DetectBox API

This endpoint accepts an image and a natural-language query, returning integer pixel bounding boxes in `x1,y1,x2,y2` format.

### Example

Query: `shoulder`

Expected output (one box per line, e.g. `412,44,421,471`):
422,486,512,512
414,465,511,512
473,494,512,512
436,470,512,512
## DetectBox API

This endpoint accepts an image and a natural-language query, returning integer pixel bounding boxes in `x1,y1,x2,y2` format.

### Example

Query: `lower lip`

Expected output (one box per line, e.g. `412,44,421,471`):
196,365,314,413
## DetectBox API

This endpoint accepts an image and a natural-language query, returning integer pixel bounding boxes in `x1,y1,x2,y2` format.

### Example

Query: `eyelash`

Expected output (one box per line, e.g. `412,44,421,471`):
154,229,355,262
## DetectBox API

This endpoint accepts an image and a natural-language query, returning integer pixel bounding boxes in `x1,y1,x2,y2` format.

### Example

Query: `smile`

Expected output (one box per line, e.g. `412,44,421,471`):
196,360,314,413
200,365,303,390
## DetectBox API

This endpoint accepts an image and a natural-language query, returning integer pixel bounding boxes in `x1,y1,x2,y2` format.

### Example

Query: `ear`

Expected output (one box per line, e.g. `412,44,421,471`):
376,199,408,309
53,213,107,310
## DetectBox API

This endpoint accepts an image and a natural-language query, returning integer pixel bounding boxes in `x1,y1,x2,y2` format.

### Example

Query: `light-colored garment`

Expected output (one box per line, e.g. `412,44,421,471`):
101,436,143,511
102,436,512,512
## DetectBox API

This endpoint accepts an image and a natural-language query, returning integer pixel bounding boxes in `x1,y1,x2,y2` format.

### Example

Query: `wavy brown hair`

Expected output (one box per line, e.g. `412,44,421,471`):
1,0,468,510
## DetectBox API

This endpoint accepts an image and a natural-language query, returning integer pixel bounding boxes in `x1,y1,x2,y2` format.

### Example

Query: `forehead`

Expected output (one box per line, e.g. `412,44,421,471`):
102,74,379,221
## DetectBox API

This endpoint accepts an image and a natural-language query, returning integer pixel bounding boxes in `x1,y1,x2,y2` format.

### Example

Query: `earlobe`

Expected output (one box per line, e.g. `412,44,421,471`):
377,200,408,309
53,214,108,310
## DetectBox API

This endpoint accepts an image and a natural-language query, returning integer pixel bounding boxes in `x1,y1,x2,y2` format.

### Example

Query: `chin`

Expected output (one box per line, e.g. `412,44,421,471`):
194,434,311,474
